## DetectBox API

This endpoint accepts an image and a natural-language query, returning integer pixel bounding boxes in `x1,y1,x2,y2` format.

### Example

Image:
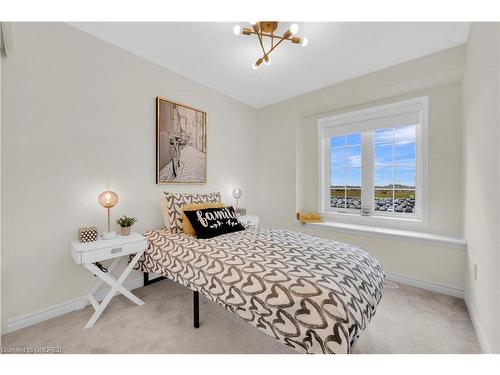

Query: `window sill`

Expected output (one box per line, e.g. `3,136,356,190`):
322,210,423,224
294,220,466,251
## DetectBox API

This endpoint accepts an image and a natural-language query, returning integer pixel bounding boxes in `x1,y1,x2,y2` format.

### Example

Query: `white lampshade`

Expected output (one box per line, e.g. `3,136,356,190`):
232,188,242,199
289,23,299,35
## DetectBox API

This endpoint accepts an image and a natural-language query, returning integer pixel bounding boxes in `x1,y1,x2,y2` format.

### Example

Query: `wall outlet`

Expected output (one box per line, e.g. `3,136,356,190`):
473,263,478,281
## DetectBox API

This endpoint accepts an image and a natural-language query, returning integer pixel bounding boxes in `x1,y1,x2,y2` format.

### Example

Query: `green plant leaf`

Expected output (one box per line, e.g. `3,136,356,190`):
116,215,137,227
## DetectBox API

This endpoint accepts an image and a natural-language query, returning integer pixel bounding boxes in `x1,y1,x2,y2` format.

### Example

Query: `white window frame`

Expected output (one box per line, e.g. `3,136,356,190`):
317,96,429,229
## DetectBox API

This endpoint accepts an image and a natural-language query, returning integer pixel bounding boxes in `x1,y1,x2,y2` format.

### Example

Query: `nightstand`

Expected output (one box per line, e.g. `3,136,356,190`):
71,232,148,329
238,215,260,229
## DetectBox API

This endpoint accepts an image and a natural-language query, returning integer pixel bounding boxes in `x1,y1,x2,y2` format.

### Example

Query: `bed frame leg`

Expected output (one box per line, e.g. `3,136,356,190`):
193,291,200,329
144,273,199,328
143,272,166,287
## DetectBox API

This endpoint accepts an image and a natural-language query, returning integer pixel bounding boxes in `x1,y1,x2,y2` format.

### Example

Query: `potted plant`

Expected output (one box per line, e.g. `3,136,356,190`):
116,215,137,236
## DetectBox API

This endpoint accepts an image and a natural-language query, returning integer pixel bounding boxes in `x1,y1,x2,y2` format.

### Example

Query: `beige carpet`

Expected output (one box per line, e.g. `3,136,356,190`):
1,280,481,354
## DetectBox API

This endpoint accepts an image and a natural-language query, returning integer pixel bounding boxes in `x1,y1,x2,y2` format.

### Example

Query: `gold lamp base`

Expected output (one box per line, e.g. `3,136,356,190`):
98,200,119,240
102,207,116,240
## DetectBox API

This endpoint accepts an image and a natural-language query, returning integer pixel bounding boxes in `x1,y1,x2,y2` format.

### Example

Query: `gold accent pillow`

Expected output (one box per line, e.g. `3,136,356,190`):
181,202,225,235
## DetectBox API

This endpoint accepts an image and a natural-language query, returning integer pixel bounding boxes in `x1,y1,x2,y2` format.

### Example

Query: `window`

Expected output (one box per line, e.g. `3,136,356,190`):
318,97,428,224
330,134,362,211
373,126,416,214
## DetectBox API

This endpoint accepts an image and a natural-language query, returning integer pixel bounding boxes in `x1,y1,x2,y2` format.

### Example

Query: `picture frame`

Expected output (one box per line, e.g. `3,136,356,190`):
156,96,207,184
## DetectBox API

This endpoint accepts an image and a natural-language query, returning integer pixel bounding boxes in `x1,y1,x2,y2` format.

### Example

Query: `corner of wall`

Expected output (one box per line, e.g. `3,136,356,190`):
462,22,500,354
0,34,3,338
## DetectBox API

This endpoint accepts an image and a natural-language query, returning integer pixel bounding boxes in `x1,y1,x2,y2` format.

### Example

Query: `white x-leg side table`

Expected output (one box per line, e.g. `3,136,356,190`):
71,232,148,329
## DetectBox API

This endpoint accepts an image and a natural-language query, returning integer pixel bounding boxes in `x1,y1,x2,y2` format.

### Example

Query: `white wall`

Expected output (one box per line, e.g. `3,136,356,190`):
256,46,467,291
463,23,500,354
1,23,257,330
0,26,4,339
3,23,499,352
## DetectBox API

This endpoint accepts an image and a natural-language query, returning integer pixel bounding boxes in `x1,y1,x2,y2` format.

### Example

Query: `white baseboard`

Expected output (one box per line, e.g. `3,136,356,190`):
464,297,492,354
6,277,144,334
388,272,494,353
5,272,478,350
386,272,465,299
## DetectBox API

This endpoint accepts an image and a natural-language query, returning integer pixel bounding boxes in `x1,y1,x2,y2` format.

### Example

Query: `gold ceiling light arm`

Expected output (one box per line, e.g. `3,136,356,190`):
251,23,267,56
235,21,307,70
242,29,297,42
257,32,266,56
266,36,286,56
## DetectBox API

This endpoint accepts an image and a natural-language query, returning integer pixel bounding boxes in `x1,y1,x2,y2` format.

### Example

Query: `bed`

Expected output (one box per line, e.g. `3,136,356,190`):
135,224,385,354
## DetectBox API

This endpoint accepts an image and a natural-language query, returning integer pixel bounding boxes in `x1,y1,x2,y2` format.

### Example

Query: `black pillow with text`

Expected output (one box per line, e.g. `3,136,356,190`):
183,206,246,239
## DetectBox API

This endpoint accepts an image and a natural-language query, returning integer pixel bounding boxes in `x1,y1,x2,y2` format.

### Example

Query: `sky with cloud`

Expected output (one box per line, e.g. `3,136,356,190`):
330,126,416,188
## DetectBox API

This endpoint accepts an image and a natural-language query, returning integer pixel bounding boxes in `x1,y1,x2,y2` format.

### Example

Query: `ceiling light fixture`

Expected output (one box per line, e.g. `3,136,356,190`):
233,21,308,70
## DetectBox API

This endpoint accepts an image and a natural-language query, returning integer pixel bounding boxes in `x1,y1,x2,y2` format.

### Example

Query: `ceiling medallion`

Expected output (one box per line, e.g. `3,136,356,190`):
233,21,308,70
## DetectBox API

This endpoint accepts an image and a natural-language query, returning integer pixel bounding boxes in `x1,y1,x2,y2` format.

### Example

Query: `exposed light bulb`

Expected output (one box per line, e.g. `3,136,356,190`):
301,37,308,47
289,23,299,35
233,25,241,36
264,55,271,66
252,62,259,70
249,21,259,32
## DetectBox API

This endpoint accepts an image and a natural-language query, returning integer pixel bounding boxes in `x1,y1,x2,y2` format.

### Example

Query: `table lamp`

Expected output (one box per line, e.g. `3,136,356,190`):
98,190,119,240
232,188,242,211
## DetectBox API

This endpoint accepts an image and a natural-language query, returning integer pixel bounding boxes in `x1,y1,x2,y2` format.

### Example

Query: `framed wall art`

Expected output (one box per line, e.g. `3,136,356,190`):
156,97,207,184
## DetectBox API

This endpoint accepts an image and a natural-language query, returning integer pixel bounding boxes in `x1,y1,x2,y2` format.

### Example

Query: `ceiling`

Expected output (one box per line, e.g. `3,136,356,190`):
69,22,470,108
